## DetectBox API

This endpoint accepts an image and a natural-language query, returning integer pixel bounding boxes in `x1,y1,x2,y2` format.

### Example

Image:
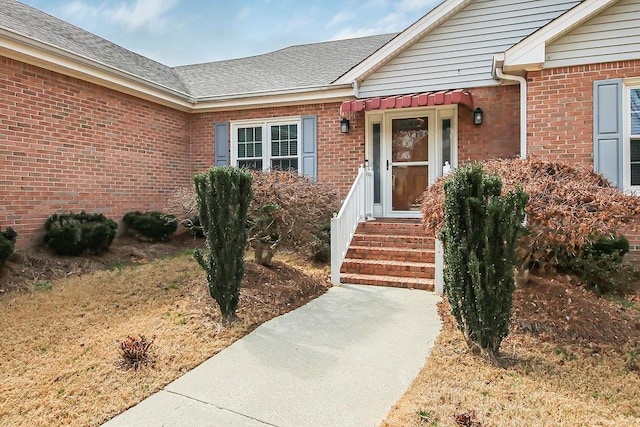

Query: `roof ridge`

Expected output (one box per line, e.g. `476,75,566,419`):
173,32,399,69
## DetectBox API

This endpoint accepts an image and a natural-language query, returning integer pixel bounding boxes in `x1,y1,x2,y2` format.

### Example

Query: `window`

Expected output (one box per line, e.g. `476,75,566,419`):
630,88,640,187
232,119,300,172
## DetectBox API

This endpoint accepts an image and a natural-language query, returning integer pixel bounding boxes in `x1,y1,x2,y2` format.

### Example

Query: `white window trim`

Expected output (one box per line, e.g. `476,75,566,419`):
230,116,302,172
623,85,640,193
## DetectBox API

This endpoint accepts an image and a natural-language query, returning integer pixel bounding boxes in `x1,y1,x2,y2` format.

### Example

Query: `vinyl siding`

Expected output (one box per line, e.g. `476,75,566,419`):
359,0,579,98
545,0,640,68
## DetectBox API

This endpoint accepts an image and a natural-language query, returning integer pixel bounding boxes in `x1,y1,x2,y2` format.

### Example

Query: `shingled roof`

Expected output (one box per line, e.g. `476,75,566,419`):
172,34,397,99
0,0,396,100
0,0,189,94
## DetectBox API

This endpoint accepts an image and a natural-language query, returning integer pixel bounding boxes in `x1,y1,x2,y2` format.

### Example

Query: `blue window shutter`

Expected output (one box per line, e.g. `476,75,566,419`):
214,122,229,166
301,115,317,180
593,79,623,188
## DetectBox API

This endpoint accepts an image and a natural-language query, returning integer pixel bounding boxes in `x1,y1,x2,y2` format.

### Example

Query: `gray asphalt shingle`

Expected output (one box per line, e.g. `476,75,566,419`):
0,0,396,99
172,34,397,98
0,0,189,94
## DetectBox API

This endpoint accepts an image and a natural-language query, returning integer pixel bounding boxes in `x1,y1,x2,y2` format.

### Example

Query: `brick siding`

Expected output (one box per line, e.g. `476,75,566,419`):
458,85,521,161
527,60,640,248
0,56,191,249
4,50,638,251
190,103,364,198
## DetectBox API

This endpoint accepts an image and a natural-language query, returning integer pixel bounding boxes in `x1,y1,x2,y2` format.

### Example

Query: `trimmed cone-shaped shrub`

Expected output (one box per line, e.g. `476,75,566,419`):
440,163,528,362
44,212,117,256
193,167,253,322
0,226,17,270
123,211,178,241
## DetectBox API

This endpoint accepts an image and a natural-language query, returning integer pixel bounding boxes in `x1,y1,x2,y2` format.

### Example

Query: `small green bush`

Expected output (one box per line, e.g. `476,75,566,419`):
123,211,177,242
310,222,331,263
0,226,17,269
562,234,636,295
44,212,117,256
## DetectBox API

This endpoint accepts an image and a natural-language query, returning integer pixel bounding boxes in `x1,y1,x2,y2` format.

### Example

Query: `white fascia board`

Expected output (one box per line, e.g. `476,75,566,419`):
0,29,193,111
334,0,472,85
503,0,619,71
191,86,355,113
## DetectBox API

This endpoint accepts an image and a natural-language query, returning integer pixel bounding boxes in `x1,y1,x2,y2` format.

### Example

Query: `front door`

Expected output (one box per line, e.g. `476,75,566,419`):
384,115,431,217
367,107,456,218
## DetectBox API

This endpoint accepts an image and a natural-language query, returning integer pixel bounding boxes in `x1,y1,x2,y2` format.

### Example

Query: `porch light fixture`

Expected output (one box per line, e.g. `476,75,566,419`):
340,117,350,133
473,107,484,125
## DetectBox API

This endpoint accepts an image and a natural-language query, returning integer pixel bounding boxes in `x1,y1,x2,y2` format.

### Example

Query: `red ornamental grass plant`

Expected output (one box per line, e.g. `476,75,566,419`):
421,157,640,271
118,334,157,370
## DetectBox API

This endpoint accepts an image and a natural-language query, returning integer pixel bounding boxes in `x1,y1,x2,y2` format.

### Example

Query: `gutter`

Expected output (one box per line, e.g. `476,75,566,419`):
495,66,528,159
192,83,353,103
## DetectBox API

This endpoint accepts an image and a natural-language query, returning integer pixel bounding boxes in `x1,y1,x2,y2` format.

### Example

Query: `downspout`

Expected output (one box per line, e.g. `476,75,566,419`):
495,68,527,159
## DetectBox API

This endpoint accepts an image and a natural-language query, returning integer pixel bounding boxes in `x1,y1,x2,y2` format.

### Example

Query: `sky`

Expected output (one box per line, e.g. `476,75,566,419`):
19,0,441,66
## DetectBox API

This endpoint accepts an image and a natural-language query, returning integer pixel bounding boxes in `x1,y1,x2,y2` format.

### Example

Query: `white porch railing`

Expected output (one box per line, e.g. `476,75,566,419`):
330,165,375,285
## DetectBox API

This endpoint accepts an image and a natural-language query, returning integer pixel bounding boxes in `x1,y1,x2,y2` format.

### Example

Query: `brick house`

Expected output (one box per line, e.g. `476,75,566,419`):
1,0,639,288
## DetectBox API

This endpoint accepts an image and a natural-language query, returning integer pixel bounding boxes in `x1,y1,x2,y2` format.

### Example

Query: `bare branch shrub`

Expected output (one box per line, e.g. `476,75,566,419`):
117,334,156,370
165,186,199,222
421,157,640,270
249,170,340,266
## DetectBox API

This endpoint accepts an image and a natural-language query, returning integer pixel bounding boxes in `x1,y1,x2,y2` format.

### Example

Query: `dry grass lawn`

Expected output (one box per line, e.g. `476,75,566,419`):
383,274,640,426
0,240,329,426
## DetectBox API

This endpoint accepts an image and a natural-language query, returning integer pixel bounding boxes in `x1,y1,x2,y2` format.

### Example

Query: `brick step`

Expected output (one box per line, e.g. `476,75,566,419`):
357,221,428,235
340,273,434,291
351,233,435,249
346,246,435,263
340,258,435,279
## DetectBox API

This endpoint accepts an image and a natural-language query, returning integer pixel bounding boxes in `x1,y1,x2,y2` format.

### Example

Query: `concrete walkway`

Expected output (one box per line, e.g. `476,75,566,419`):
104,285,441,427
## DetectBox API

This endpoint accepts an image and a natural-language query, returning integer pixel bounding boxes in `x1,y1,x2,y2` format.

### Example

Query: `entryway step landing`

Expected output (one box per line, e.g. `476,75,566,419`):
339,219,436,292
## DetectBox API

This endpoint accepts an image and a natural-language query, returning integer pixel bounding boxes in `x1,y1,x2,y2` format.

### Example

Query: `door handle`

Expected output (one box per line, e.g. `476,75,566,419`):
386,160,389,171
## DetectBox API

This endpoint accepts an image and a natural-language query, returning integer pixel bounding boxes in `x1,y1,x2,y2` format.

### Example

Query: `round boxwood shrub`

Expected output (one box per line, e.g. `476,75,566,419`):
123,211,177,242
44,211,117,256
0,226,17,269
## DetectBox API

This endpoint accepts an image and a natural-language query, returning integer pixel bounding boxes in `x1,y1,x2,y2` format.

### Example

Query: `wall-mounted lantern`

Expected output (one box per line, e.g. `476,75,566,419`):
473,107,484,126
340,117,350,134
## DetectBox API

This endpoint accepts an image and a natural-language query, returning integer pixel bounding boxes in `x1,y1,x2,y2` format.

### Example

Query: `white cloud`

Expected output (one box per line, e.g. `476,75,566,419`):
106,0,180,32
398,0,440,12
363,0,389,9
378,12,407,31
328,11,354,27
330,0,437,41
331,27,382,40
286,15,313,31
57,0,180,32
236,6,251,21
58,1,100,22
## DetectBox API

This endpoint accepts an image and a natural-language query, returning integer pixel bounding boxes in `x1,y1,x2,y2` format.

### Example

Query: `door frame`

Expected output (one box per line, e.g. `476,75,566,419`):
365,106,458,218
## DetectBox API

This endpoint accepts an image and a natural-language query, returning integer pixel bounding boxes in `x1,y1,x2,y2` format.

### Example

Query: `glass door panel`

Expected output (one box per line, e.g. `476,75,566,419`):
392,165,429,211
390,117,429,212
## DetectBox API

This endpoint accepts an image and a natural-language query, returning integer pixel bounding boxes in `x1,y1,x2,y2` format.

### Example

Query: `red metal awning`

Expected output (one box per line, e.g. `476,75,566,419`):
340,89,473,114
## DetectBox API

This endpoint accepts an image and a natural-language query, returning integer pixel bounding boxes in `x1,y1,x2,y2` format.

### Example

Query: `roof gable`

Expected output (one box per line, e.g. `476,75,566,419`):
503,0,619,71
355,0,580,98
335,0,472,84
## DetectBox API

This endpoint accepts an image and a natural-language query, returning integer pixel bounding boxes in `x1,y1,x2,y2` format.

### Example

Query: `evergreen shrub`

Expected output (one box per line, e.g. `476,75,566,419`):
123,211,177,241
0,226,17,269
563,234,636,295
44,212,117,256
440,163,528,362
193,166,253,322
